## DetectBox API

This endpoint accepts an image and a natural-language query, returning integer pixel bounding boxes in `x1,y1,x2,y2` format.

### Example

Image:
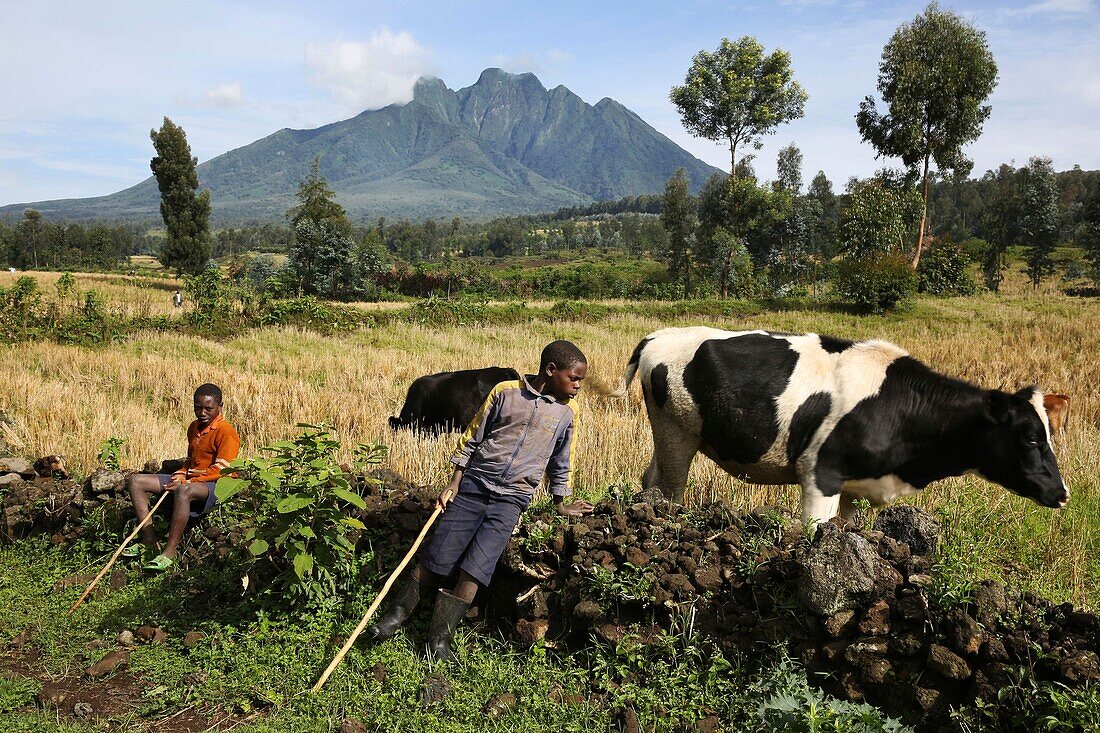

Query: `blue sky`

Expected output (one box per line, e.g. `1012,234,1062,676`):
1,0,1097,207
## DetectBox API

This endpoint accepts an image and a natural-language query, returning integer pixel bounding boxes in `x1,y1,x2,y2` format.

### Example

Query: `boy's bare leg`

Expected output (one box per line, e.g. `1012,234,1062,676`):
162,483,207,559
451,571,479,603
127,475,166,551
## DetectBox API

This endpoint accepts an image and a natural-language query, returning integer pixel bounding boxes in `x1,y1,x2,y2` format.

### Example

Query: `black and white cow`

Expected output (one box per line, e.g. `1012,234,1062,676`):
389,367,520,434
621,327,1068,523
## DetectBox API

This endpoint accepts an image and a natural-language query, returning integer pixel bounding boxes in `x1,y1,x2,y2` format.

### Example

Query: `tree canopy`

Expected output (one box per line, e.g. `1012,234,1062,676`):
856,2,997,267
150,118,211,276
670,36,807,176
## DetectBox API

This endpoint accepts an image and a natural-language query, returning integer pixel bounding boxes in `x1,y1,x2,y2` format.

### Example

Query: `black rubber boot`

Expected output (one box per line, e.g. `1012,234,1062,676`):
426,590,470,662
365,574,422,642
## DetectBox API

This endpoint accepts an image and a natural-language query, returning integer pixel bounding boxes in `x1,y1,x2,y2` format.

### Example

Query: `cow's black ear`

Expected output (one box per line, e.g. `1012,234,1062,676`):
1014,386,1038,401
987,391,1013,424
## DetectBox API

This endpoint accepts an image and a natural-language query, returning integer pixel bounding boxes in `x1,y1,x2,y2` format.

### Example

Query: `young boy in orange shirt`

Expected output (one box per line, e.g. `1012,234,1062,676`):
126,383,240,571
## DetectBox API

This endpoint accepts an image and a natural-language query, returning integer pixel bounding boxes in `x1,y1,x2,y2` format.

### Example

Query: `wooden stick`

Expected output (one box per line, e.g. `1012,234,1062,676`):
67,489,171,615
312,499,447,693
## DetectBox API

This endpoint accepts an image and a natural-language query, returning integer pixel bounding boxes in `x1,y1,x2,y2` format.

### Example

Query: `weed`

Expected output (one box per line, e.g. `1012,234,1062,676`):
97,436,127,471
214,424,387,611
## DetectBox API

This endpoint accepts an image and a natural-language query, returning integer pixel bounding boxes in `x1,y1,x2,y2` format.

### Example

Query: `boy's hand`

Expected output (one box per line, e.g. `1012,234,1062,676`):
165,474,184,491
437,486,457,512
555,500,595,517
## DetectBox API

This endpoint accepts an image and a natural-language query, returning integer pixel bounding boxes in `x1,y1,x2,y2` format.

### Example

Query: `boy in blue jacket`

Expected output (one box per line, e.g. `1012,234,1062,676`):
368,340,594,660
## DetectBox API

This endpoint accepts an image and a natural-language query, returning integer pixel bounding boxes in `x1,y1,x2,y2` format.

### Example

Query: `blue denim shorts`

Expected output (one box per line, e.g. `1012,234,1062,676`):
154,474,218,518
419,476,531,586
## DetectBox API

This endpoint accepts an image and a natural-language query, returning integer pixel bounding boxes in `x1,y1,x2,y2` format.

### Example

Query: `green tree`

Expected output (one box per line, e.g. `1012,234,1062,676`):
1019,157,1060,287
775,143,803,194
660,168,697,291
839,174,923,259
807,171,839,258
287,157,349,232
17,209,43,269
978,163,1019,292
856,2,998,268
671,36,807,176
149,118,211,276
289,219,355,298
1078,190,1100,284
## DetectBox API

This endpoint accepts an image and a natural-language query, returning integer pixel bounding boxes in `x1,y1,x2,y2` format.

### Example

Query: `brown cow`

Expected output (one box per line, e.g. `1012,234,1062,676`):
1043,394,1070,439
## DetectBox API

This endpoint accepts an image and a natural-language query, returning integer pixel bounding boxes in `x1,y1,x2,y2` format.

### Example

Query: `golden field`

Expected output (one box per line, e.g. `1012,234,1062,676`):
0,271,1097,607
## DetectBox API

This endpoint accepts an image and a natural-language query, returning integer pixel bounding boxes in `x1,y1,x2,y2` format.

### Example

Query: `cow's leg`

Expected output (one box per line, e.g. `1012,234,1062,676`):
648,420,698,505
642,456,659,491
838,493,858,523
801,487,841,526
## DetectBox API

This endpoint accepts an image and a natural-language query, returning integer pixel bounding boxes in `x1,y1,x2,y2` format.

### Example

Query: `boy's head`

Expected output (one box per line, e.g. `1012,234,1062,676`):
539,340,588,401
193,383,223,426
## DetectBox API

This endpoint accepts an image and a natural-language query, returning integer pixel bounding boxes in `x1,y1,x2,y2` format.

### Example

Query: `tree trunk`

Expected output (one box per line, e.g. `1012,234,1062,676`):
720,247,732,299
722,136,739,299
913,155,931,269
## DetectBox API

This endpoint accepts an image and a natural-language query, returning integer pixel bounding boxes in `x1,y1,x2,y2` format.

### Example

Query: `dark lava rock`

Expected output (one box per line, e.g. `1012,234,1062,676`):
572,600,602,624
858,600,891,636
824,610,856,637
514,618,548,646
0,457,34,476
182,631,207,648
873,506,941,556
1060,651,1100,682
135,625,167,644
339,718,366,733
85,649,130,678
928,644,972,680
944,609,983,657
483,692,517,719
696,714,721,732
372,663,388,685
85,468,127,496
798,524,877,616
971,580,1009,626
419,673,451,707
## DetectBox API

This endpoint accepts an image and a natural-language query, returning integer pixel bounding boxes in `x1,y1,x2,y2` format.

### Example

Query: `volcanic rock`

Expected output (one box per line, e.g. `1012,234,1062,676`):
799,524,877,615
873,506,941,556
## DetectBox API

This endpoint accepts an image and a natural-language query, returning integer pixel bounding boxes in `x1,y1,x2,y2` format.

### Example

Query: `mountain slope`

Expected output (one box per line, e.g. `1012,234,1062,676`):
3,69,722,222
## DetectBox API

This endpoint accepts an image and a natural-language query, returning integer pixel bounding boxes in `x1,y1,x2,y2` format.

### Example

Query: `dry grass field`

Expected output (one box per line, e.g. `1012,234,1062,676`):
1,269,1097,607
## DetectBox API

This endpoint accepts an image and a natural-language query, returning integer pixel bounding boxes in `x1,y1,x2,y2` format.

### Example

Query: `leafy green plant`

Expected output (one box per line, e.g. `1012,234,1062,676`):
97,436,127,470
951,663,1100,732
917,242,977,296
928,508,981,611
834,254,917,314
584,562,655,609
214,424,387,609
759,686,914,732
55,272,76,300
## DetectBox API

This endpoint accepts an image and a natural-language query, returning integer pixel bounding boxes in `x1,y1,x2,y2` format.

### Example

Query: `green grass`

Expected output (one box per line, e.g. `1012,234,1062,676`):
2,537,884,732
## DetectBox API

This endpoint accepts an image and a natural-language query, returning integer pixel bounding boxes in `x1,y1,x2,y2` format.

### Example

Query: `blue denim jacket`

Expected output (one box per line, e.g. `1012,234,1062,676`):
450,375,578,497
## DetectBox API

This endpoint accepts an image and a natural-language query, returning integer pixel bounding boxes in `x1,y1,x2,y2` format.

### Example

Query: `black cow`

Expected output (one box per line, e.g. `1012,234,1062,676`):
620,327,1068,523
389,367,521,434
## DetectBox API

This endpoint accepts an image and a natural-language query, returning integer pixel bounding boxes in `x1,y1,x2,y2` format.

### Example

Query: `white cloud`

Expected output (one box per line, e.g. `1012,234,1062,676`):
492,48,574,75
177,82,245,109
305,29,433,111
1002,0,1095,17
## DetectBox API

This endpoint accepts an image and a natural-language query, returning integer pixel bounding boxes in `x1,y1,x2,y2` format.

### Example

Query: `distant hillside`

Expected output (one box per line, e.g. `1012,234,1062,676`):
3,69,722,223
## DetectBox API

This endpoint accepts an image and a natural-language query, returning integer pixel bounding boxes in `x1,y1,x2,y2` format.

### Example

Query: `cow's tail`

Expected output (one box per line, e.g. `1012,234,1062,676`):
612,337,651,398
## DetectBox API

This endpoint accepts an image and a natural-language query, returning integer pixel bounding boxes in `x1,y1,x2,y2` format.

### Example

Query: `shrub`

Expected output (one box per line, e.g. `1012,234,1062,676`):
834,255,917,313
917,242,977,296
97,436,127,471
214,424,387,610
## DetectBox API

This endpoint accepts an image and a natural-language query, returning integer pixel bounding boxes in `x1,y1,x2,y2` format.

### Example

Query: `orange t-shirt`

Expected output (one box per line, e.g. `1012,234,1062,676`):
177,414,241,483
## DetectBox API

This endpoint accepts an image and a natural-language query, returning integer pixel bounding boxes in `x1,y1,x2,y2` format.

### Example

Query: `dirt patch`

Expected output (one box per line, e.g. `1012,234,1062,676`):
2,646,251,732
